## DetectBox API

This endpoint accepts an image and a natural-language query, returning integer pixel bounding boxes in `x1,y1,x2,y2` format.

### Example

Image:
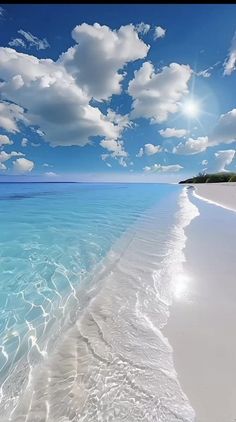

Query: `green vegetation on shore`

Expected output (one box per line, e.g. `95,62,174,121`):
179,172,236,184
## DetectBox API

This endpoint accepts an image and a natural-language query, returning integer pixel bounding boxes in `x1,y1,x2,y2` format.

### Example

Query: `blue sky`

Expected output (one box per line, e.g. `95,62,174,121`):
1,4,236,182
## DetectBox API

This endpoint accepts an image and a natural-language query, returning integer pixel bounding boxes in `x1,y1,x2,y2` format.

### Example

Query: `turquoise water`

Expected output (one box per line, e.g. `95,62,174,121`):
0,183,179,367
0,182,196,421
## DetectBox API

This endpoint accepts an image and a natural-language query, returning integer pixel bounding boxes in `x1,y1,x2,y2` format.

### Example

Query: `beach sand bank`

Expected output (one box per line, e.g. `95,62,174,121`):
165,186,236,422
194,182,236,212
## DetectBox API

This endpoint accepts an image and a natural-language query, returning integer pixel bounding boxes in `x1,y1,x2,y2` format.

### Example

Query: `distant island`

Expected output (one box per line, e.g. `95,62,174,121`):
179,172,236,184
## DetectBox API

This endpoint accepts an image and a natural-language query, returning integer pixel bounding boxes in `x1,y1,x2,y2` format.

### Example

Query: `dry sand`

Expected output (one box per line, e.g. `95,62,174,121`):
165,184,236,422
194,182,236,212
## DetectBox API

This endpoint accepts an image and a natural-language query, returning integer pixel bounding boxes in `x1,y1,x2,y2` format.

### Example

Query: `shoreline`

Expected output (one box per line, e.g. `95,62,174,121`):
165,185,236,422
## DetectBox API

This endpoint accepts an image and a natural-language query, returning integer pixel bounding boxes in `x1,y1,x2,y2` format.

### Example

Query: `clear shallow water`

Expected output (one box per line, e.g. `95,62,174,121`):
0,182,197,421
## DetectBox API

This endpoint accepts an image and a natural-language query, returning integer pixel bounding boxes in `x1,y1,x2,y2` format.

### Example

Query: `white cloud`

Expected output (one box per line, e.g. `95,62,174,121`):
213,149,235,172
101,153,109,161
136,143,162,157
128,62,192,123
44,171,57,176
100,139,127,157
224,32,236,76
21,137,28,147
159,127,188,138
118,157,127,167
0,43,136,147
9,30,50,51
202,159,208,165
0,48,123,147
36,129,44,136
0,163,7,171
173,136,209,155
9,38,27,49
0,101,26,133
209,109,236,146
135,23,150,34
31,142,40,147
0,6,5,17
196,69,211,78
195,62,220,78
136,147,143,157
60,23,149,100
106,162,112,168
100,138,129,167
13,157,34,173
31,127,44,137
0,150,24,162
143,163,183,173
0,134,13,146
154,26,166,40
144,143,162,155
42,163,50,167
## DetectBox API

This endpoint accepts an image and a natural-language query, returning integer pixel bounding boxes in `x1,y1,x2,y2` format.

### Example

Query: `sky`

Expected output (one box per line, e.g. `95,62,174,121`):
0,4,236,182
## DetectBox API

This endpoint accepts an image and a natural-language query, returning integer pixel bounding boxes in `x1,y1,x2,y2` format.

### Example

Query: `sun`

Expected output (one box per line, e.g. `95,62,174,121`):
182,99,200,118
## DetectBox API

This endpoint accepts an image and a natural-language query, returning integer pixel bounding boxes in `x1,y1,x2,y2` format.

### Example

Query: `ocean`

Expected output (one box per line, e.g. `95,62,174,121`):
0,182,198,421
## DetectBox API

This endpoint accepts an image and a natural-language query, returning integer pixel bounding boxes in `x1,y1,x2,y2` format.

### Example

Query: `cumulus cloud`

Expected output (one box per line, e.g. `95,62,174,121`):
213,149,235,172
100,137,130,167
159,127,188,138
21,137,28,147
0,150,24,162
106,109,132,135
0,101,26,133
224,32,236,76
0,26,140,147
100,139,127,157
173,136,209,155
154,26,166,40
13,157,34,173
0,48,123,147
60,23,149,100
136,143,162,157
128,62,192,123
209,109,236,146
0,134,13,146
202,159,208,165
145,143,162,155
144,163,183,173
135,23,150,34
9,30,50,51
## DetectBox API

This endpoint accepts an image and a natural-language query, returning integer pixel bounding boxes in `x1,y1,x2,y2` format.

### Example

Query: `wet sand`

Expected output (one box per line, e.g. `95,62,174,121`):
165,187,236,422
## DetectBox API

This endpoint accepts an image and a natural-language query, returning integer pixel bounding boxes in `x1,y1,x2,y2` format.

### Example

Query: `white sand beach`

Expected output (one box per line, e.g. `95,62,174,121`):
165,184,236,422
194,183,236,212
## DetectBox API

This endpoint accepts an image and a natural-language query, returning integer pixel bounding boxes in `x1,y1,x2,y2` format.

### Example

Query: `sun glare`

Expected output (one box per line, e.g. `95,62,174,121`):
182,99,200,118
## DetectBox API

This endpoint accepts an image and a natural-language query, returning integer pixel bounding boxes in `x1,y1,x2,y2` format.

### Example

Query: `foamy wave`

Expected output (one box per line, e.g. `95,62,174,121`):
3,188,199,422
